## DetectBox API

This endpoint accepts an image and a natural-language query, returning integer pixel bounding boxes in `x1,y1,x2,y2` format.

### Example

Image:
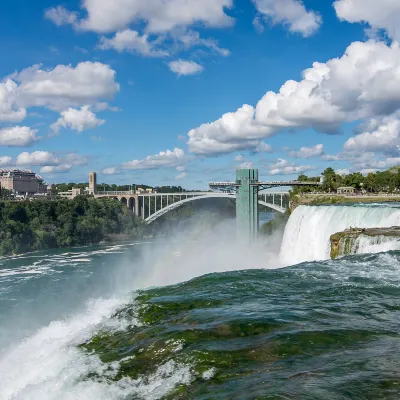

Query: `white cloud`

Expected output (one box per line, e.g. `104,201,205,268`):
175,30,230,56
99,29,168,57
344,114,400,154
176,165,186,172
45,6,78,26
0,156,12,166
188,105,273,155
168,60,204,76
0,62,118,131
336,168,350,176
234,154,245,161
122,148,188,170
289,144,324,158
11,62,119,112
62,153,89,166
175,171,187,180
239,161,254,169
102,167,119,175
188,40,400,155
0,80,27,122
253,0,322,37
267,158,314,175
253,142,272,153
45,0,234,34
17,151,60,166
51,106,105,133
334,0,400,40
16,151,88,175
40,164,72,174
0,126,39,147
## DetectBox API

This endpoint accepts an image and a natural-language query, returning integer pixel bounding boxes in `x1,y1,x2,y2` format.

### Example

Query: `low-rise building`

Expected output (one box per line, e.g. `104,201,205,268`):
337,187,355,195
58,188,85,199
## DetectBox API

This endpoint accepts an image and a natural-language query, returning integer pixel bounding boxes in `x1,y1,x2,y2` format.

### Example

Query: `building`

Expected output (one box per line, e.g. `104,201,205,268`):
58,188,84,199
337,187,355,195
0,169,47,197
89,172,97,195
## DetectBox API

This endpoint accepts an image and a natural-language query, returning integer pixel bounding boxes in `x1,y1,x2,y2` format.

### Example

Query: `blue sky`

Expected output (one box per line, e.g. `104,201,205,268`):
1,0,400,188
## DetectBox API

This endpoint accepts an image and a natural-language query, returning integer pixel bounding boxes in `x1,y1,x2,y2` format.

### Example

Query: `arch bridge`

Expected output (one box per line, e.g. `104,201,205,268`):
93,168,320,239
94,191,290,223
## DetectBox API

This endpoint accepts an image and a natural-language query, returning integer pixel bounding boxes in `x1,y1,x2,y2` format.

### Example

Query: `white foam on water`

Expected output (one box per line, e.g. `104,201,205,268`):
352,235,400,255
280,204,400,265
0,295,193,400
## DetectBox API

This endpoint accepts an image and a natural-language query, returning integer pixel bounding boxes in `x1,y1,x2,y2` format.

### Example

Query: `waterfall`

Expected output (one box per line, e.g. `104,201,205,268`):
280,204,400,265
352,235,400,255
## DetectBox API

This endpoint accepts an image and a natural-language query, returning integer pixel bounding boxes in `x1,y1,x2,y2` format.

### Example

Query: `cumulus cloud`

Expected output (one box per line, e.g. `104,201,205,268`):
253,0,322,37
0,62,118,135
188,40,400,155
289,144,324,158
334,0,400,41
99,29,169,57
344,114,400,154
0,156,13,166
45,0,234,34
168,60,204,76
122,148,188,170
0,80,27,122
40,164,73,174
17,151,60,166
51,106,105,133
16,151,88,175
0,126,39,147
10,62,119,111
267,158,315,175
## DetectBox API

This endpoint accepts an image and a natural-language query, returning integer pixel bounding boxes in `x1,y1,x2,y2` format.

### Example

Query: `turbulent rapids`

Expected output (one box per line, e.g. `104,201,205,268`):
1,204,400,399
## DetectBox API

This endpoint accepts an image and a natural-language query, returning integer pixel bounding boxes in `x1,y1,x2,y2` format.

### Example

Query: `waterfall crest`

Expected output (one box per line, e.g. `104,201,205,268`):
280,204,400,265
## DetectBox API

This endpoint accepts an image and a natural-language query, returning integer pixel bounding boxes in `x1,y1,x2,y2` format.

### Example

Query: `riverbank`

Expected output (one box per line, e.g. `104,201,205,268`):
0,197,143,257
290,194,400,212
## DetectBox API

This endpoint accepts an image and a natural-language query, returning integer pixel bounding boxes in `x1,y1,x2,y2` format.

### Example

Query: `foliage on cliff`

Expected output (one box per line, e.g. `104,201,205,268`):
259,212,289,236
330,227,400,259
0,197,143,256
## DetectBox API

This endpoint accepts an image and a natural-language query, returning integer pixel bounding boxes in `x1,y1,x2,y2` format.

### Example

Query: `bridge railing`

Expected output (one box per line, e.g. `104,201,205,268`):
96,191,136,196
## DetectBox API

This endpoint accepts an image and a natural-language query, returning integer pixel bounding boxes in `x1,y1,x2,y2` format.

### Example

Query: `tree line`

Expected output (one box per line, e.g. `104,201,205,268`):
0,197,143,256
294,166,400,194
54,183,188,193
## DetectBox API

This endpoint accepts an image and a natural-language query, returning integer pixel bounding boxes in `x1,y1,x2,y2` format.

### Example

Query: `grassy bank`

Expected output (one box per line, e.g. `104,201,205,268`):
290,194,400,211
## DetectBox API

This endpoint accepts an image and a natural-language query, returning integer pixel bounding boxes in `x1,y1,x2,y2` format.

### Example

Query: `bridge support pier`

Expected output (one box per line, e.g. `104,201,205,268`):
236,169,259,241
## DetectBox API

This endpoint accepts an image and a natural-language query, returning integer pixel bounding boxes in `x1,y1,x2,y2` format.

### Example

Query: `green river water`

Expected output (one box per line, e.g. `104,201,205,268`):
0,206,399,399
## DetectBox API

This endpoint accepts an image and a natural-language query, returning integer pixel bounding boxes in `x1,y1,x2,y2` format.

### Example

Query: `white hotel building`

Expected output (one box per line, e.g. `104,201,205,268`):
0,169,47,197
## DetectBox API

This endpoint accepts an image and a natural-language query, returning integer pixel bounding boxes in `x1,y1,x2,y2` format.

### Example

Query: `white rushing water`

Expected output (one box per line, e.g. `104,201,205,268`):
352,235,400,255
280,204,400,265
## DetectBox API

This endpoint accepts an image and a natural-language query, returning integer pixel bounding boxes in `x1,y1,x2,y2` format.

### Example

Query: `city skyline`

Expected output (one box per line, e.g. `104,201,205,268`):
1,1,400,189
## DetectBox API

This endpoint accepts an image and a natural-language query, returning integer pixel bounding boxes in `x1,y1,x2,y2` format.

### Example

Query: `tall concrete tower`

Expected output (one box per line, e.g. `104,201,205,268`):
236,169,259,240
89,172,97,195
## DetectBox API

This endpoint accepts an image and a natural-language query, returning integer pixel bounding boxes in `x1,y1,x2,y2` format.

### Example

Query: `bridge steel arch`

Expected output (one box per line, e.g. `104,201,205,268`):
144,193,285,224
